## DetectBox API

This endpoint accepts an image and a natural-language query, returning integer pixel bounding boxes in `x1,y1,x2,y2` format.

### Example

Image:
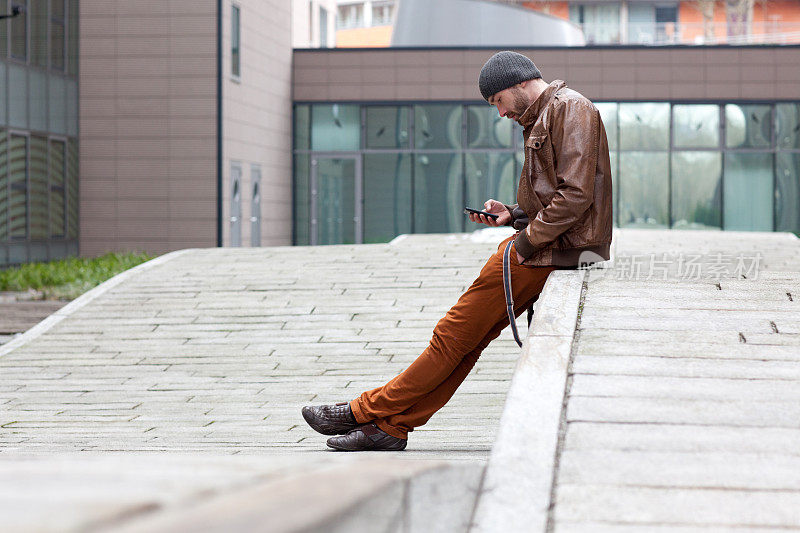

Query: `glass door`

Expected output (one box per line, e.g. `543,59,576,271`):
310,156,362,245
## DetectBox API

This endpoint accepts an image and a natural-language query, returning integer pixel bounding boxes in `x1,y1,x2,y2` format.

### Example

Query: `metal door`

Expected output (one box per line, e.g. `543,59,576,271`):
230,163,242,247
250,164,261,247
310,156,362,245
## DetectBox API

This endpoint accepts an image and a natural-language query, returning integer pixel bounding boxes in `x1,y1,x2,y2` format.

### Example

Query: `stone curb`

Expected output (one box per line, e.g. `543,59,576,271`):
470,268,587,533
0,249,195,359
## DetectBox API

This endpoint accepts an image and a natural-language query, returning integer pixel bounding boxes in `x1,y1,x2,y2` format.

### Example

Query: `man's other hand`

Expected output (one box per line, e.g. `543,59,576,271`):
468,199,511,227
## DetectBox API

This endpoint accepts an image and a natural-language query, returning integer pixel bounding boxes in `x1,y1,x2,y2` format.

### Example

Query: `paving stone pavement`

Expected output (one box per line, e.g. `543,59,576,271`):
2,227,799,532
0,228,524,459
552,228,800,531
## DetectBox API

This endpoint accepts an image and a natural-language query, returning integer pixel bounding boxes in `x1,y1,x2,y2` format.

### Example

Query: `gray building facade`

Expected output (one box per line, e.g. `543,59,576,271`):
292,46,800,245
0,0,79,265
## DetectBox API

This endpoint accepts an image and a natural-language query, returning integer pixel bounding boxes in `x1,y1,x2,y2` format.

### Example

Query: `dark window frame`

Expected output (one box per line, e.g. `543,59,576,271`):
231,3,240,79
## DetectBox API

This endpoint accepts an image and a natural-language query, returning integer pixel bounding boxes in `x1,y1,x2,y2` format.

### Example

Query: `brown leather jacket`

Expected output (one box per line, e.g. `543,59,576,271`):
504,79,613,267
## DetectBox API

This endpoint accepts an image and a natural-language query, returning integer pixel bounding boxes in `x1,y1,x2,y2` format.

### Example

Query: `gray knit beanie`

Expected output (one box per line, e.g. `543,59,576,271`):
478,51,542,101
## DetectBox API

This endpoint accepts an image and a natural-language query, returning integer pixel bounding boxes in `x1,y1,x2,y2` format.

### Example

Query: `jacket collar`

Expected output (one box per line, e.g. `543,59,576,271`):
517,79,567,128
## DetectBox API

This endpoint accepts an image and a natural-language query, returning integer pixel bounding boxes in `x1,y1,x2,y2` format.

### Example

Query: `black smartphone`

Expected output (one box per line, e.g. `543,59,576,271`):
464,207,499,220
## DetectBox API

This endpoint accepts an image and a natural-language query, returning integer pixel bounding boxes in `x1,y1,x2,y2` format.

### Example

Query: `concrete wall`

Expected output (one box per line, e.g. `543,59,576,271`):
221,0,292,248
293,46,800,101
79,0,218,257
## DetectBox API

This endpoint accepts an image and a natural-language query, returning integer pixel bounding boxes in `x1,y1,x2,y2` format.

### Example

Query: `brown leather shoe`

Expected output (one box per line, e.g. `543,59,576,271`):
301,402,358,435
326,423,407,451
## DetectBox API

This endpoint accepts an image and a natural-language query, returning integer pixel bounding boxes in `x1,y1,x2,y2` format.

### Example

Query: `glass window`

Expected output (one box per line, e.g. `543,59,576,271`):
618,151,669,228
49,139,65,237
67,0,77,75
372,1,394,26
294,104,310,150
311,104,359,151
8,63,27,128
29,69,46,131
319,6,328,47
0,131,6,241
363,153,411,243
50,0,65,70
0,0,7,59
673,104,719,149
30,0,46,67
337,3,363,30
314,157,356,245
609,150,618,226
10,0,25,60
596,102,617,151
49,75,65,134
619,103,669,150
726,104,771,149
0,66,6,125
231,4,240,77
467,105,512,149
776,152,800,235
66,137,77,238
414,105,462,150
29,134,46,239
294,154,309,245
66,79,77,136
413,153,462,233
671,151,722,229
366,106,409,149
9,134,26,239
724,152,773,231
569,3,621,44
464,152,516,214
776,103,800,150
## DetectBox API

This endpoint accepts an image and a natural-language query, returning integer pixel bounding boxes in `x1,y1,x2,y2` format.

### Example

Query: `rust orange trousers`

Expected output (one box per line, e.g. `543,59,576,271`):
349,234,566,439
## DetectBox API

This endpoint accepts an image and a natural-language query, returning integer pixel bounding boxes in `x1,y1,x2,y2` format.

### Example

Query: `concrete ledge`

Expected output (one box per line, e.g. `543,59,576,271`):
471,269,587,533
0,249,194,359
104,458,483,533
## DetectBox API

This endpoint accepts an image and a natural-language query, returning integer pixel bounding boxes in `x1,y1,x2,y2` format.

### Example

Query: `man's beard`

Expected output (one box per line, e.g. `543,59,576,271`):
507,87,532,120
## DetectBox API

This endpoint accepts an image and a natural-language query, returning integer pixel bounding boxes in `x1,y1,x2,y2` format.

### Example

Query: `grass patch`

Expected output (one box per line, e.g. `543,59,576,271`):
0,252,155,300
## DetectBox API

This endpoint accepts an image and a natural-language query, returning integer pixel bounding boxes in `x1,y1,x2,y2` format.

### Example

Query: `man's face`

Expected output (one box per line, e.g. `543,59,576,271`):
488,84,531,122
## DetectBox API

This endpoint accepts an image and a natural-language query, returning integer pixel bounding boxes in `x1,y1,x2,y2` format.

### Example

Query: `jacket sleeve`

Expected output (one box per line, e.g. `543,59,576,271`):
502,203,518,227
515,99,599,259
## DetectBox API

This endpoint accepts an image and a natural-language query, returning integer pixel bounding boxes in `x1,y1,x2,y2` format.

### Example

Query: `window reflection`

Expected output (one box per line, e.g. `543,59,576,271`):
364,153,411,242
466,105,512,149
414,153,462,233
294,155,310,245
311,104,360,151
724,152,773,231
776,152,800,234
596,102,618,151
619,103,669,150
673,105,719,149
464,153,516,213
293,100,797,244
671,151,721,229
366,106,409,149
776,103,800,150
618,151,669,227
414,105,462,149
725,104,771,149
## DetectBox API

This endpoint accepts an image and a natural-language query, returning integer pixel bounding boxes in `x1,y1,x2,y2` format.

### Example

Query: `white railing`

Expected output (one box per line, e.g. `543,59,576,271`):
576,21,800,46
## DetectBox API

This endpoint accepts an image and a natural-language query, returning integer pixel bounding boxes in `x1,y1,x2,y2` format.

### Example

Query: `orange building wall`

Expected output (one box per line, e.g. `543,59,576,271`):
522,1,569,21
679,0,800,43
336,25,393,48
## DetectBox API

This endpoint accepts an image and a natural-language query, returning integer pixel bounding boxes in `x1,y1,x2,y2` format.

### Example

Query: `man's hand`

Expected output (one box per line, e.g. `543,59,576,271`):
467,199,511,227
